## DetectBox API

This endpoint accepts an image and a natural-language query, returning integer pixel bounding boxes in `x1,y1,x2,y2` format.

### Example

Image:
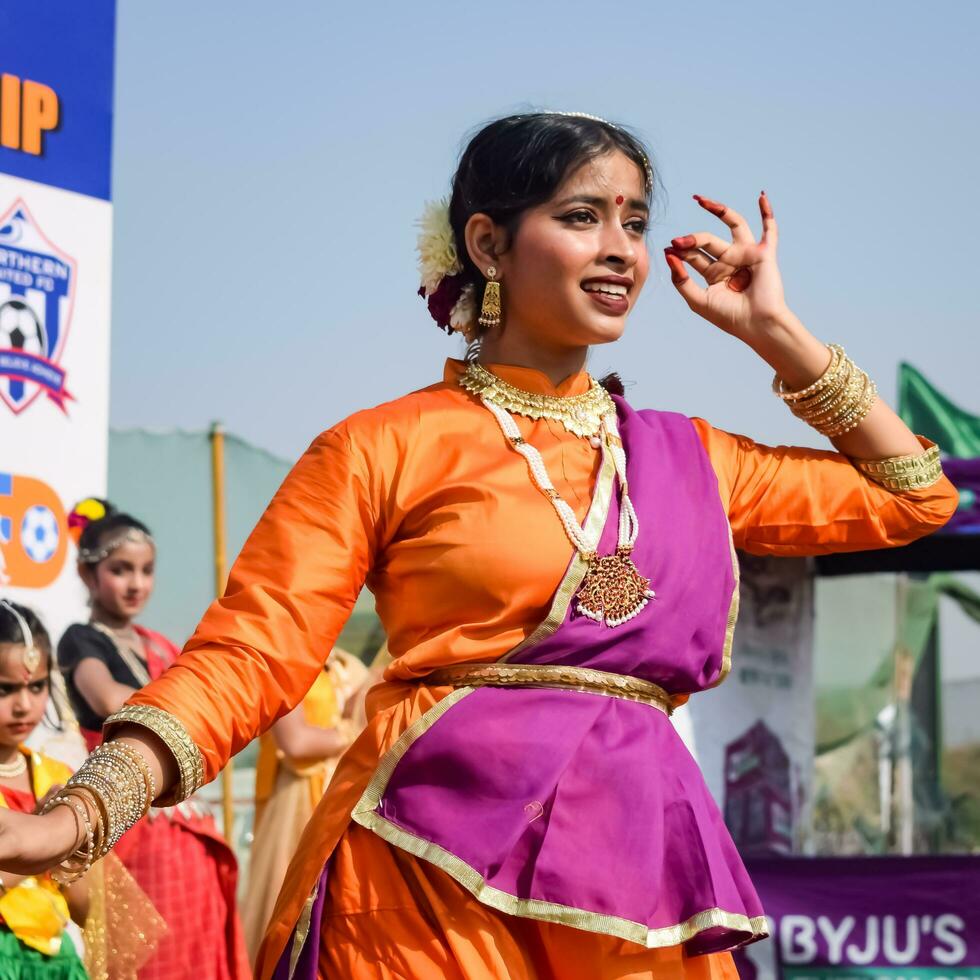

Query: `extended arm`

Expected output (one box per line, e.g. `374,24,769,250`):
0,422,383,874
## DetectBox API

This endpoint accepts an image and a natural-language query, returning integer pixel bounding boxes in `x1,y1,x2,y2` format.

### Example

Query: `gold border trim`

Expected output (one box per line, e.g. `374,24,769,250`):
712,520,741,687
502,445,617,661
647,909,768,949
103,705,205,805
355,761,765,948
353,687,474,821
287,878,320,979
426,663,673,715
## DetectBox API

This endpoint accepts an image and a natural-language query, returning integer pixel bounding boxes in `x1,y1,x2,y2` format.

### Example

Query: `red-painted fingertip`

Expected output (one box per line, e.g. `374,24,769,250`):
671,235,696,249
663,250,689,285
694,195,725,216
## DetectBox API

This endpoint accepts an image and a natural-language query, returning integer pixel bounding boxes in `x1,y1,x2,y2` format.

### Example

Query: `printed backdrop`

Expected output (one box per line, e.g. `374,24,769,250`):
679,554,816,855
0,1,116,644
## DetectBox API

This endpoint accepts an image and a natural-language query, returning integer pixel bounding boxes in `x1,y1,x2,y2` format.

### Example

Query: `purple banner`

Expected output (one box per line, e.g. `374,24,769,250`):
941,458,980,534
739,857,980,980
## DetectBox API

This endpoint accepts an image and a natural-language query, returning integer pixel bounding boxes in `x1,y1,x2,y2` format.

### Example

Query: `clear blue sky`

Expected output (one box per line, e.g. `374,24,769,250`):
109,1,980,675
111,0,980,461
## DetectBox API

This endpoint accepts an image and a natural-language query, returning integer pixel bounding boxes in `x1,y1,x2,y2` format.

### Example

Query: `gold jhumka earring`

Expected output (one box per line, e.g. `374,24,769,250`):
478,266,501,329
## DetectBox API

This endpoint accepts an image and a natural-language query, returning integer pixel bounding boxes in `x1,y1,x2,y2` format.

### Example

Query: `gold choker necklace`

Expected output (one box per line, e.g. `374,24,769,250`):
460,362,615,439
467,364,655,627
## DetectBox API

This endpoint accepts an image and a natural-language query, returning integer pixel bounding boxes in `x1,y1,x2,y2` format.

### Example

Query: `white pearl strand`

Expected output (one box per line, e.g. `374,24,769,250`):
0,754,28,778
480,398,640,556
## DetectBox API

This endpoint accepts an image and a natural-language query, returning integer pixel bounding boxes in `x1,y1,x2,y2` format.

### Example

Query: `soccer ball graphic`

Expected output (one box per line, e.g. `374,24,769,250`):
20,505,59,563
0,299,46,356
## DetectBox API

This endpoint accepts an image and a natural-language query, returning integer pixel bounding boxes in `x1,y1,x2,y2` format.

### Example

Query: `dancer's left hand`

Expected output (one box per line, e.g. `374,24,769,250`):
664,192,793,349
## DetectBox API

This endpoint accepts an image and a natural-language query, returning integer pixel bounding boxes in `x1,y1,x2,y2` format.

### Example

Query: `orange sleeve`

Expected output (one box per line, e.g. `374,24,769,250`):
691,418,959,557
127,424,382,783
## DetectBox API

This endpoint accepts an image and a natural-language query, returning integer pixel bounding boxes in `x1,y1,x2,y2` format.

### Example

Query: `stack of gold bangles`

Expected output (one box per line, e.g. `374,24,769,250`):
773,344,878,438
774,342,944,491
41,741,156,884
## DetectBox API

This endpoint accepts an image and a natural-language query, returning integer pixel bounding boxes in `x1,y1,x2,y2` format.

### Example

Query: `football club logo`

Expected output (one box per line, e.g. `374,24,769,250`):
0,472,68,589
0,199,76,415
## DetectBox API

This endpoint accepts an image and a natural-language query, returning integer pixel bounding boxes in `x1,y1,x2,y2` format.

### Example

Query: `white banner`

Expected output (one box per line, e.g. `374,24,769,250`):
0,0,115,658
678,554,816,854
0,178,112,641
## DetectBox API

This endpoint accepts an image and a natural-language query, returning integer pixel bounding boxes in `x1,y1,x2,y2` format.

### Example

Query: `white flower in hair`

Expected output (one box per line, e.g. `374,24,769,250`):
416,198,462,296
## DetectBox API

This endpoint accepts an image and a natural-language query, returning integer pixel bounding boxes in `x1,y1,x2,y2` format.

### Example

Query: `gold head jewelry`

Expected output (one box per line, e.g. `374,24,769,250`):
0,600,41,675
78,527,154,565
545,110,655,190
478,266,502,330
460,361,616,439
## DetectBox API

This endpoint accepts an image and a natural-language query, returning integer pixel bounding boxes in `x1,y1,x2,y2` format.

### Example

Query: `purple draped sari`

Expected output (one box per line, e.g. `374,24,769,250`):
275,401,766,978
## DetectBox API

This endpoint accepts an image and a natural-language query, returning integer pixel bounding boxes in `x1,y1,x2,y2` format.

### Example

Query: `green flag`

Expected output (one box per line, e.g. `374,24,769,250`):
898,363,980,457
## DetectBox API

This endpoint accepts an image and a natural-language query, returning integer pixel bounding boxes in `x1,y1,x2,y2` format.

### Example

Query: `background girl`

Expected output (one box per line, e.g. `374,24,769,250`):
0,599,89,979
57,501,250,980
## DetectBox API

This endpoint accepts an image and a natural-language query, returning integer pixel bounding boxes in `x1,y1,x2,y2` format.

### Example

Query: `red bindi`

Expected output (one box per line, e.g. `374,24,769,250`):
615,194,625,206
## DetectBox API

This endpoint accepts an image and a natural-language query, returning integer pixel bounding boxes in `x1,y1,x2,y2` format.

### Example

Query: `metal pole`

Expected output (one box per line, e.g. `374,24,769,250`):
209,422,235,842
893,573,914,855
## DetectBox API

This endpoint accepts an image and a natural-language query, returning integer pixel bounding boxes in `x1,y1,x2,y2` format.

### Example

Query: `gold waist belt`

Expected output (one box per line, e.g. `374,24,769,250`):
425,663,674,716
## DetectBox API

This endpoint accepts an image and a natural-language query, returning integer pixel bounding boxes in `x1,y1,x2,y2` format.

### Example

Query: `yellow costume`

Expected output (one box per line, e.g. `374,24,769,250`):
242,651,367,960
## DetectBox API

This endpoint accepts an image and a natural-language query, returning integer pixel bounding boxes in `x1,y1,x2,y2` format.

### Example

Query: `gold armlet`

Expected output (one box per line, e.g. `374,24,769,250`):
104,705,205,805
851,443,944,492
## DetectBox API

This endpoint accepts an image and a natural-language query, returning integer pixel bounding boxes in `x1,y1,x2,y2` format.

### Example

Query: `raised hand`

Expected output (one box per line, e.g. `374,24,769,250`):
663,192,790,349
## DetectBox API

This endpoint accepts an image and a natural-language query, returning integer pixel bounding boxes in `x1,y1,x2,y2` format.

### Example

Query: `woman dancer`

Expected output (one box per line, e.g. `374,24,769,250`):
57,502,250,979
241,648,366,961
0,600,89,979
0,113,958,979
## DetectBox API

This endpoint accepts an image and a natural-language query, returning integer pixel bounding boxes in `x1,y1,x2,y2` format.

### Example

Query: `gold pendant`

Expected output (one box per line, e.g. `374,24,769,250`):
576,547,655,628
22,644,41,674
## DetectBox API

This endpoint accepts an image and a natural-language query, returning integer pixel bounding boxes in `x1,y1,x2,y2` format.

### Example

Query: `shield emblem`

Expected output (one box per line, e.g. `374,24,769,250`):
0,199,76,415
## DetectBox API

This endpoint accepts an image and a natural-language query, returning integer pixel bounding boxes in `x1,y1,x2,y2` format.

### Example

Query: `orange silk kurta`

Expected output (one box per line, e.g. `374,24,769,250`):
125,360,957,977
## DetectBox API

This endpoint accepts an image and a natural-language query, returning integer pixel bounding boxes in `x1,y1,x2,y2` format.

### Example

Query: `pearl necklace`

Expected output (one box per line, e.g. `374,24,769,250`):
0,754,27,779
478,392,655,628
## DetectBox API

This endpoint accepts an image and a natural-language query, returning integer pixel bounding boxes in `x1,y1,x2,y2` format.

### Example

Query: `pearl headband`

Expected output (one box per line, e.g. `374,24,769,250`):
78,527,155,565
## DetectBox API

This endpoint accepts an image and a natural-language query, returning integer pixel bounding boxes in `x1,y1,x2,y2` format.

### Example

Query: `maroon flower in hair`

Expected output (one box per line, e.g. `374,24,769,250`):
419,274,465,332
